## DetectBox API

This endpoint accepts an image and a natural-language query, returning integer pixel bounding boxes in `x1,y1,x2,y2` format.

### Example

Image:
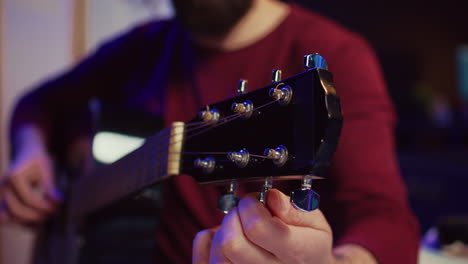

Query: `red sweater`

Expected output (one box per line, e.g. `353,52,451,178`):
11,4,419,263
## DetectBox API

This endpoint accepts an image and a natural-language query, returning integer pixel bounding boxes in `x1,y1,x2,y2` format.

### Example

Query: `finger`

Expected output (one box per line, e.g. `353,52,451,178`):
4,188,46,222
239,193,333,263
237,196,291,253
193,227,217,264
8,170,56,212
210,207,280,264
266,189,331,232
0,199,11,223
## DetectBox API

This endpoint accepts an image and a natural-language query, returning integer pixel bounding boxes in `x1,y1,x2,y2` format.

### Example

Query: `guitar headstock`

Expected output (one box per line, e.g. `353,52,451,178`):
175,54,343,212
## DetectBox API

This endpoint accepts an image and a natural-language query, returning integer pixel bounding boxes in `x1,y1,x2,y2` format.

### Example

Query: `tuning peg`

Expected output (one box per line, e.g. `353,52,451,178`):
237,79,248,95
264,145,288,167
269,85,293,105
290,175,320,212
231,100,254,118
259,177,273,204
272,69,282,83
303,53,328,70
199,106,220,123
194,156,216,174
227,148,250,168
217,180,239,214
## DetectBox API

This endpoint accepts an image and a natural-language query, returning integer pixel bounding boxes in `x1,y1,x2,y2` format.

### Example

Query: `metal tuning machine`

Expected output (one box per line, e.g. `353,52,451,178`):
198,106,220,123
272,69,282,83
290,175,320,212
304,53,328,70
269,84,292,106
217,180,240,214
259,176,273,204
264,145,288,167
194,156,216,174
237,79,248,95
227,148,250,168
231,100,254,119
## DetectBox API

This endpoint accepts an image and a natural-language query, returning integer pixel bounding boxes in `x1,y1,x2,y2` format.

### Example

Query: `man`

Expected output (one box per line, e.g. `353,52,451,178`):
1,0,419,263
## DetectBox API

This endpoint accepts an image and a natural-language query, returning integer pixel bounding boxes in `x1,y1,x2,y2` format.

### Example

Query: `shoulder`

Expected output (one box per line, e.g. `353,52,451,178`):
98,19,178,50
285,5,391,118
286,4,373,63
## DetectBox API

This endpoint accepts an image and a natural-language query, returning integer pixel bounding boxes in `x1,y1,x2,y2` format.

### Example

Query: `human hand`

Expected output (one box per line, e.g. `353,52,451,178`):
0,139,61,224
193,189,336,264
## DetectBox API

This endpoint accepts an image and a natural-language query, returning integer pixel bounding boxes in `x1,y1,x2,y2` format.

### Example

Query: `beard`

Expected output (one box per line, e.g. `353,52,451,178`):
172,0,253,38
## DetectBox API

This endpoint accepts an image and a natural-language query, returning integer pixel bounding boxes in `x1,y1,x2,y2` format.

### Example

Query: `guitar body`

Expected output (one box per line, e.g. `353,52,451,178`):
34,61,342,264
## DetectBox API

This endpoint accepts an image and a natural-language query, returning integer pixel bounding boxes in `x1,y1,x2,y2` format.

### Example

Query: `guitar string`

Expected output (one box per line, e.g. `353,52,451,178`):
184,112,243,134
149,112,243,146
183,99,280,142
184,120,209,127
183,83,284,130
150,83,284,145
131,97,277,186
145,113,249,175
152,98,279,150
153,152,271,167
146,98,280,174
171,152,270,159
115,86,286,180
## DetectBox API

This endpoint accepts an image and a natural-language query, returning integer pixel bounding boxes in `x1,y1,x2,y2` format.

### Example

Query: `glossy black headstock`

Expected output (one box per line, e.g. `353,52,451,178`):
180,66,341,185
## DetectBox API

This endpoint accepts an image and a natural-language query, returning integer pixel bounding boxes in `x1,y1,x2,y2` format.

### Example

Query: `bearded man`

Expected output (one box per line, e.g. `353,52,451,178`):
2,0,419,263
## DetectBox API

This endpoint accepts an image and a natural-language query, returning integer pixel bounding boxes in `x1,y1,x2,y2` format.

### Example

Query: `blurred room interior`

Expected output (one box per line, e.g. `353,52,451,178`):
0,0,467,263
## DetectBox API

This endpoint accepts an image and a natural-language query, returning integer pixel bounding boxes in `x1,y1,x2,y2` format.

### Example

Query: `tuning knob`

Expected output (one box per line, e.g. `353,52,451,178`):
272,69,282,83
237,79,248,95
304,53,328,70
290,175,320,212
227,148,250,168
194,156,216,174
269,85,292,105
259,177,273,204
264,145,288,167
217,180,239,214
199,107,220,123
231,100,254,119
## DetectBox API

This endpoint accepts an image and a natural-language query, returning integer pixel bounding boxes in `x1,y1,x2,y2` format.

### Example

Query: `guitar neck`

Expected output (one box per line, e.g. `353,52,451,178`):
67,122,184,220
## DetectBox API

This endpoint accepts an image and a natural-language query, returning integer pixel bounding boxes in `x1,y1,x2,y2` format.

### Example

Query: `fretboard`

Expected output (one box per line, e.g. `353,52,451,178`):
67,122,184,220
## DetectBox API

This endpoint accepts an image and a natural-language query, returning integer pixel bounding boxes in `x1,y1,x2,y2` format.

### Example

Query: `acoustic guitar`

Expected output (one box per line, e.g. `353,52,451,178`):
34,54,342,264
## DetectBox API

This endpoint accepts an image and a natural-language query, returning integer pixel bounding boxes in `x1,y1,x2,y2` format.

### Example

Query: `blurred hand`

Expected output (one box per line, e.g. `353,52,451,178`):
193,189,335,264
0,132,61,224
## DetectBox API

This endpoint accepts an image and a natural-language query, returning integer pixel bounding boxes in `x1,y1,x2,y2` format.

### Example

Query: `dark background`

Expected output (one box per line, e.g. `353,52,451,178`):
296,0,468,233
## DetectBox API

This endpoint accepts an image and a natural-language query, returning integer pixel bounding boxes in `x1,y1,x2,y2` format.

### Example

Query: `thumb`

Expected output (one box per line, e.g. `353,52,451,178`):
266,189,330,231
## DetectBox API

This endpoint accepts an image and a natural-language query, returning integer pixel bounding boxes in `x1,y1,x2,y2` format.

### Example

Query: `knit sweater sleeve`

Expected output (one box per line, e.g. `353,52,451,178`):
323,34,420,263
9,22,159,152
